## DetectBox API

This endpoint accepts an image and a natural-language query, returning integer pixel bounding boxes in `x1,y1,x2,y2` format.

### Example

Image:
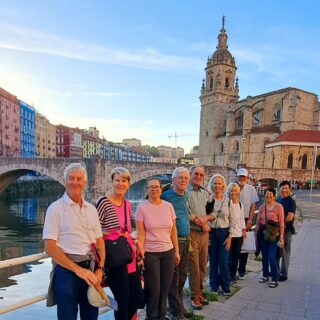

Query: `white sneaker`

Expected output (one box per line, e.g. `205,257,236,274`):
238,275,246,280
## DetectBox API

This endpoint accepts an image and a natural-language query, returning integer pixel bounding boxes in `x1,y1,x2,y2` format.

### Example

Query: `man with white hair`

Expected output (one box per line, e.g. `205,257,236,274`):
43,163,105,320
161,167,191,320
236,168,259,279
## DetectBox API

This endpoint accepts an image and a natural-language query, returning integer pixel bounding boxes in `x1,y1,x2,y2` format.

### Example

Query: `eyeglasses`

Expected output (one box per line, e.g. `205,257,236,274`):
147,186,161,190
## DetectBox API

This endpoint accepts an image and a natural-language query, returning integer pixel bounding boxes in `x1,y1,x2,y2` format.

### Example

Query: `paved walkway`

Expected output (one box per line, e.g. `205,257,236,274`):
190,190,320,320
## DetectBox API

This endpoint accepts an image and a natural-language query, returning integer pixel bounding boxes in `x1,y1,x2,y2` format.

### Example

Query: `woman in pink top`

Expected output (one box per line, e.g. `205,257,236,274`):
256,187,284,288
136,178,180,320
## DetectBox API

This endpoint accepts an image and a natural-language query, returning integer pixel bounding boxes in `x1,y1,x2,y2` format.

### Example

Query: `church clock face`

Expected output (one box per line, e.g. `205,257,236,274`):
253,111,261,125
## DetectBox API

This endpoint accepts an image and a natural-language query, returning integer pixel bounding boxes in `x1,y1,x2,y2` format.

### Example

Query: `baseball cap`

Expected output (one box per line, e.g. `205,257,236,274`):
237,168,248,177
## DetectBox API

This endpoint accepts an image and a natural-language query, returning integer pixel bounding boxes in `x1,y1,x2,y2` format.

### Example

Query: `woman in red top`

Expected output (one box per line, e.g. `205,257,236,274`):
256,187,284,288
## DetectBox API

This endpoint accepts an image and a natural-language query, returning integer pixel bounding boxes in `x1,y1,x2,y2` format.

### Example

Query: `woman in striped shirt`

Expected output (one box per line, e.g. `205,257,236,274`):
95,167,144,320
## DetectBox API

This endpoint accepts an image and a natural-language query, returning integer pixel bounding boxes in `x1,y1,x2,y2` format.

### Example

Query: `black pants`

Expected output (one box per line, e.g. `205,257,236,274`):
107,264,144,320
144,249,174,320
229,236,243,281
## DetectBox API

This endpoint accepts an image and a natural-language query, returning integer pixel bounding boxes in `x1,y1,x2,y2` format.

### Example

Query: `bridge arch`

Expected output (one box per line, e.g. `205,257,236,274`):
0,163,65,193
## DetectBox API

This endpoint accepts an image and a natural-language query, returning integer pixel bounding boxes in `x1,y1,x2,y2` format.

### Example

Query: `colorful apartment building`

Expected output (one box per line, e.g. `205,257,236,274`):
0,87,20,157
82,133,103,158
56,125,83,158
19,100,36,158
35,112,56,157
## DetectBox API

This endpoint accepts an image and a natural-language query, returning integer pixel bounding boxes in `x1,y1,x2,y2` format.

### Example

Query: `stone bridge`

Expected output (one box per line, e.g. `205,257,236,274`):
1,158,317,201
0,158,230,201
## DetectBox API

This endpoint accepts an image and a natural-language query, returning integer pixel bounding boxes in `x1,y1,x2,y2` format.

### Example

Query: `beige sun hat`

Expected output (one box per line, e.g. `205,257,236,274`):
87,285,110,307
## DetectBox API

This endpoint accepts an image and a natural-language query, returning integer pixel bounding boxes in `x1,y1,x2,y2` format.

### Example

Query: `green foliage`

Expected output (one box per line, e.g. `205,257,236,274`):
143,145,160,157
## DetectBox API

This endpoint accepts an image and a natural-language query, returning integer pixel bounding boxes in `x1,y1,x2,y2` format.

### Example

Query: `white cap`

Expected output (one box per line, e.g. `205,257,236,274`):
237,168,248,177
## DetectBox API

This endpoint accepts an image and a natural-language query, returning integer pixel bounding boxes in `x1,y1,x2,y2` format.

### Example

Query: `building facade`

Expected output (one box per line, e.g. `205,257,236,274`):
0,87,20,157
19,100,35,158
35,112,56,158
56,125,83,158
198,18,320,170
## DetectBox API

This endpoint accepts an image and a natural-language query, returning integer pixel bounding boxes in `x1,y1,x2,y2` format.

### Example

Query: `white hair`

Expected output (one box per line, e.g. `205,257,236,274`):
63,163,87,183
172,167,190,179
207,173,226,192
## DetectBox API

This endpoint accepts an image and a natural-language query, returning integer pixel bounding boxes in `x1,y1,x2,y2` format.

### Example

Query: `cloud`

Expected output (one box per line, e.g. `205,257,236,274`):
45,89,151,98
0,23,201,71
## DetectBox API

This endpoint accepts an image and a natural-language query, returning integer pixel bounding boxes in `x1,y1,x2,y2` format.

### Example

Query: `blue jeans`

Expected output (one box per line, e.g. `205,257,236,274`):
208,227,230,292
54,265,99,320
260,237,278,282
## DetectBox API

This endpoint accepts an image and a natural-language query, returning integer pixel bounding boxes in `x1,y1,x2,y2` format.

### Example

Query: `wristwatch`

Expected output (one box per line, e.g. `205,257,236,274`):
97,265,105,272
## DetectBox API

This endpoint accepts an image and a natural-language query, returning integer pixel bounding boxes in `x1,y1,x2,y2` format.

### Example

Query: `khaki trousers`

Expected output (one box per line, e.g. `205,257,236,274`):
188,229,209,300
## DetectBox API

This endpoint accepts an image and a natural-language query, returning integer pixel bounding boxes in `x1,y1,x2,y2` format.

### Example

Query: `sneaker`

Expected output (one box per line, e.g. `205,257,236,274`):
199,294,209,305
211,289,218,295
259,277,269,283
223,290,231,296
191,299,202,310
238,274,246,280
278,276,287,282
269,281,278,288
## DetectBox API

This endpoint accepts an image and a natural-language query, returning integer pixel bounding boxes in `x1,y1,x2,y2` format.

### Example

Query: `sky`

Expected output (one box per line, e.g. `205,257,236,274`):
0,0,319,153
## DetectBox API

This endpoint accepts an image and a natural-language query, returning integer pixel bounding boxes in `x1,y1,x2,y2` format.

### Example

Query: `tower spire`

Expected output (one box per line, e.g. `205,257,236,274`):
217,15,228,49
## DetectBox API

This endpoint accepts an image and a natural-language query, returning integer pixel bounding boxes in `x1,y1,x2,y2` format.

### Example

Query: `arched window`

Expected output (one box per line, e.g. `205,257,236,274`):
301,154,307,169
273,103,281,121
209,77,213,89
225,77,229,88
287,154,293,169
316,155,320,170
235,112,244,130
263,139,270,151
235,141,239,152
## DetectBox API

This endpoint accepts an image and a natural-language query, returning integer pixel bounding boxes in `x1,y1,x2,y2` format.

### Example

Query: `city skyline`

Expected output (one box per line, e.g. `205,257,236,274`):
0,1,319,152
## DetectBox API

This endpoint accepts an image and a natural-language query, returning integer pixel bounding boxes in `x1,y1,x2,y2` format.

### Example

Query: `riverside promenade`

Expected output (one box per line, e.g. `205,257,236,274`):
189,189,320,320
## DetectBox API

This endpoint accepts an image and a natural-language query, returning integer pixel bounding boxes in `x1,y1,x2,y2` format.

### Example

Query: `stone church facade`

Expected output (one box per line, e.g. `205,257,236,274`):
198,18,320,173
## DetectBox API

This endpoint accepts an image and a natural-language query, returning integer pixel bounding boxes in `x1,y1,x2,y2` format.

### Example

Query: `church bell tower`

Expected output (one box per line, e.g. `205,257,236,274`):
198,17,239,165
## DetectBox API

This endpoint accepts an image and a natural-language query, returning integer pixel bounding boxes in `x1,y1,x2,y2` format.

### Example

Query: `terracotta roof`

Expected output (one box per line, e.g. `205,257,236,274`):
272,130,320,143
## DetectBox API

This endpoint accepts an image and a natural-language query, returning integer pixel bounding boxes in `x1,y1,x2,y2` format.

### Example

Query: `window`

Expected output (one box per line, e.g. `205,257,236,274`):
209,78,213,90
220,143,224,153
287,154,293,169
235,141,239,152
206,131,208,137
316,155,320,170
225,77,229,88
273,104,281,121
252,111,261,125
301,154,307,169
235,112,243,129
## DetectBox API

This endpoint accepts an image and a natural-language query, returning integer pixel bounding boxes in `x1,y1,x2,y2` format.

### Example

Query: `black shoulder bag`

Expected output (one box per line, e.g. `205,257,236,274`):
104,200,132,268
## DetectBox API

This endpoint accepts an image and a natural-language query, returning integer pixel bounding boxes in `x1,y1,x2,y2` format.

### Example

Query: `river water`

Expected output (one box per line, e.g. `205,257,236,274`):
0,178,164,319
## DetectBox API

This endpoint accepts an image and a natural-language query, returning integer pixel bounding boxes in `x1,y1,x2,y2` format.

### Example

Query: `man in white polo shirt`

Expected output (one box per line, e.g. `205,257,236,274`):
236,168,259,279
43,163,105,320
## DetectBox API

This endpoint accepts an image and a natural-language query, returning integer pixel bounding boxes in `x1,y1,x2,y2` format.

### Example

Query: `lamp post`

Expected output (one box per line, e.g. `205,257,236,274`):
240,135,246,164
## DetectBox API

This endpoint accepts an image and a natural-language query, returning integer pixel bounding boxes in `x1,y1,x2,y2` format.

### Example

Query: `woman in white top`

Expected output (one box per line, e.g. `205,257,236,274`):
226,183,246,283
206,174,232,295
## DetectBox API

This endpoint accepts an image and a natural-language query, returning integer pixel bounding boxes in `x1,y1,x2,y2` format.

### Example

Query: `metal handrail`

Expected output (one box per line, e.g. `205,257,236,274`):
0,253,111,316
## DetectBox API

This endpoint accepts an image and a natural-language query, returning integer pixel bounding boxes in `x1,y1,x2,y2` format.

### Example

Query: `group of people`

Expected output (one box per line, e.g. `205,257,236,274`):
42,163,296,320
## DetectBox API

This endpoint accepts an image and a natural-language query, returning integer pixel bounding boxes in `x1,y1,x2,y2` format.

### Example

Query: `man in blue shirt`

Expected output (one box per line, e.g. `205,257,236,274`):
161,167,191,320
276,180,296,282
